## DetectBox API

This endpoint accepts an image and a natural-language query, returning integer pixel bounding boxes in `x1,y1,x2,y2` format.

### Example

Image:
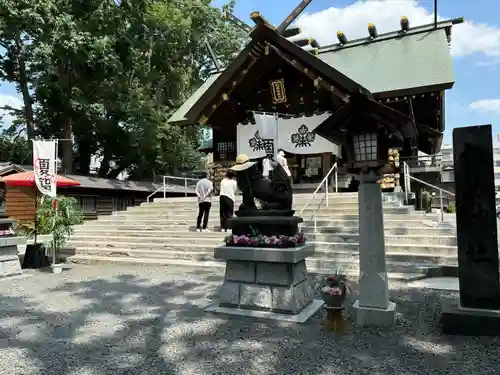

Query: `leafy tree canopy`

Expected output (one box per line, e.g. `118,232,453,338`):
0,0,244,179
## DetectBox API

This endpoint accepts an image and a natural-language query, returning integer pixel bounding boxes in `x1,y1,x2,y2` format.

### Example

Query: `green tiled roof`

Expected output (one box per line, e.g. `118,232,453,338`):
168,21,456,125
317,28,454,97
168,73,222,125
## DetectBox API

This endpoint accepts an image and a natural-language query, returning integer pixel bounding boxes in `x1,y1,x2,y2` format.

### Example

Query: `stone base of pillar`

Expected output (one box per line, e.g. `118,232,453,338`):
206,244,323,323
353,300,397,327
0,237,26,278
440,299,500,336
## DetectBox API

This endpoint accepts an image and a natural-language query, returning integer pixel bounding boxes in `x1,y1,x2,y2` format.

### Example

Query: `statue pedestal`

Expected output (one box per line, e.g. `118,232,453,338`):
206,243,323,322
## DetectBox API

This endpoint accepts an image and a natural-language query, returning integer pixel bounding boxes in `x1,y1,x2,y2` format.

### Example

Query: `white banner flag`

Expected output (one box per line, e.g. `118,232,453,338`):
237,113,278,159
276,113,341,155
33,140,57,198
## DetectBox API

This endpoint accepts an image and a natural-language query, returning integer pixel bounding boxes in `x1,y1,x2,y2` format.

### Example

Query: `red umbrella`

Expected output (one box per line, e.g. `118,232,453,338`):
1,171,80,187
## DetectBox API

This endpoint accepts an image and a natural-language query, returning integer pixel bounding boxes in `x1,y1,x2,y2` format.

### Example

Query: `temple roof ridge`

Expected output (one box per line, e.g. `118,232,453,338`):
317,17,463,53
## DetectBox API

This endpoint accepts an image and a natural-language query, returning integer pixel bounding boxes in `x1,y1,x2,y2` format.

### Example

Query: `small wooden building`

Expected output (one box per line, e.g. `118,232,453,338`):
0,163,193,223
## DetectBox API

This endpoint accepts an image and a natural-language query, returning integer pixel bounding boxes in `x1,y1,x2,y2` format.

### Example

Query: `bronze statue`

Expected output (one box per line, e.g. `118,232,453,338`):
230,154,293,213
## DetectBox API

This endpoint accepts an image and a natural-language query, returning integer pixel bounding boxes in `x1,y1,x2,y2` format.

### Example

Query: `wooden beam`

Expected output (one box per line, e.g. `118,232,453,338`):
277,0,313,33
313,103,357,144
196,55,260,125
222,12,252,33
250,12,274,29
365,98,417,138
266,43,350,103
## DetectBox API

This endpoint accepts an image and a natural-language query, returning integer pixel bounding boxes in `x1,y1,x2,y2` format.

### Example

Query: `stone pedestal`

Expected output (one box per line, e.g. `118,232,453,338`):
440,125,500,335
353,178,396,327
206,243,323,322
0,238,25,277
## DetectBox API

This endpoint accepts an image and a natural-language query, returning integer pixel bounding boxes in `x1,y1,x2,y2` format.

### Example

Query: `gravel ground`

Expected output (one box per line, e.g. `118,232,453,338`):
0,264,499,375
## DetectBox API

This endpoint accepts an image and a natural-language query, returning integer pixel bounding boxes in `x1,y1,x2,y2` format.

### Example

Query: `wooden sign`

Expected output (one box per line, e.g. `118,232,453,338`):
270,79,287,104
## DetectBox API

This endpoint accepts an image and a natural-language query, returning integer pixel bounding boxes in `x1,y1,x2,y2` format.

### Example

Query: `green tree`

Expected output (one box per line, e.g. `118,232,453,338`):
0,0,244,178
0,120,30,164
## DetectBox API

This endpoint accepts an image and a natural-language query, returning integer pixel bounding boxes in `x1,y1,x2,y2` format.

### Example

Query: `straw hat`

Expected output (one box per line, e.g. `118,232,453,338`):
230,154,257,171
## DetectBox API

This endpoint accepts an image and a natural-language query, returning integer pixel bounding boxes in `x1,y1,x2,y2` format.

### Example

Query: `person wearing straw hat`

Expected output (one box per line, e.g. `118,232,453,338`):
230,153,293,211
230,153,257,172
230,154,258,211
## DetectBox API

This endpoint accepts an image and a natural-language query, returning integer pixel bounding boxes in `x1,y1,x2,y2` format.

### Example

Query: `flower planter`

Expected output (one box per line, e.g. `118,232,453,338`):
50,263,63,274
228,242,302,248
225,232,306,248
321,292,346,308
320,285,347,308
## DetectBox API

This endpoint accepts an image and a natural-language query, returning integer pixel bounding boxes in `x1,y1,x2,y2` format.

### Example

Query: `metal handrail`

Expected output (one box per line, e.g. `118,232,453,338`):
407,174,455,197
299,162,338,215
162,175,198,198
311,190,329,233
146,175,199,202
146,185,164,203
403,161,455,223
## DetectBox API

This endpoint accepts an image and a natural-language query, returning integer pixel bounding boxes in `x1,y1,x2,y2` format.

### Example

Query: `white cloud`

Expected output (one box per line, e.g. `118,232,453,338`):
296,0,500,64
0,93,23,126
469,99,500,115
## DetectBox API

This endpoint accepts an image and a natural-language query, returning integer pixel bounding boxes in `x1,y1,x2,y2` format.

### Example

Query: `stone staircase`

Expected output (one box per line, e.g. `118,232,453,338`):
63,193,458,281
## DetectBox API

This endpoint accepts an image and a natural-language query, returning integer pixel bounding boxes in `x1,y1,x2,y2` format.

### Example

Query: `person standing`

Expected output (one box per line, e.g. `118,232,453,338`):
195,172,213,232
276,149,292,178
262,156,271,179
219,170,238,232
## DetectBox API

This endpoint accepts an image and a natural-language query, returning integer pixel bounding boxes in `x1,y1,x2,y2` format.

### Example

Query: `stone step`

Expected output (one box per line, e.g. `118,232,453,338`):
63,254,426,282
132,201,403,211
66,238,458,257
74,218,438,231
73,225,456,237
68,232,457,246
110,208,415,218
62,244,457,267
91,213,426,224
302,225,455,235
151,193,360,202
63,248,436,274
61,247,433,279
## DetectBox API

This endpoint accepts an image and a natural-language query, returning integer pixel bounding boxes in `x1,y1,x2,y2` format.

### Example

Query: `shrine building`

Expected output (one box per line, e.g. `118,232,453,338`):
168,13,463,191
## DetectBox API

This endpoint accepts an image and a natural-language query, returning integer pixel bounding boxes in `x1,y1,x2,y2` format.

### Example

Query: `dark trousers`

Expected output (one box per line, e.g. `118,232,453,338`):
219,196,234,230
197,202,211,229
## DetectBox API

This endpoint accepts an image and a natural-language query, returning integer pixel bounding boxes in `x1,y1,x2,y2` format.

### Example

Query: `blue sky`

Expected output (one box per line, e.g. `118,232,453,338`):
211,0,500,144
1,0,499,145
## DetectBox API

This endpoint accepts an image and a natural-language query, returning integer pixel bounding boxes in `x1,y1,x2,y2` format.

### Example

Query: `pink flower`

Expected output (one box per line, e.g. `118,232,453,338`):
329,287,343,296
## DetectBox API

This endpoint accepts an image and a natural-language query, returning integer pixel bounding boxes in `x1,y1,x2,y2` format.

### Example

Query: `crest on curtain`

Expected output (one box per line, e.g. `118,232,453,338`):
248,131,274,157
291,125,315,148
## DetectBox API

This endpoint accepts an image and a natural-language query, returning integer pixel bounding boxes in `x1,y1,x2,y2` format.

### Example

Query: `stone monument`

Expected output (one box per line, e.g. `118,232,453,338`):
205,154,323,322
353,171,396,326
0,214,27,278
440,124,500,336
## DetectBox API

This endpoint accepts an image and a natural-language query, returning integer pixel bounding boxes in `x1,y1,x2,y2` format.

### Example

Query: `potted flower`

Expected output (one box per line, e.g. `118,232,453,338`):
224,225,306,248
16,196,83,272
317,271,351,308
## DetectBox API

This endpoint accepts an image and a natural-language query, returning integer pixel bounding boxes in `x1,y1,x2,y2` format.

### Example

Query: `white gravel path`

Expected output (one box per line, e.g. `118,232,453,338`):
0,264,499,375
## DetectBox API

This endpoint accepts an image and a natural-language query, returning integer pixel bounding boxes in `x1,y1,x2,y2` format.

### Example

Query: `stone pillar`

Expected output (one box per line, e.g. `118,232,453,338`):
441,124,500,336
353,173,396,326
